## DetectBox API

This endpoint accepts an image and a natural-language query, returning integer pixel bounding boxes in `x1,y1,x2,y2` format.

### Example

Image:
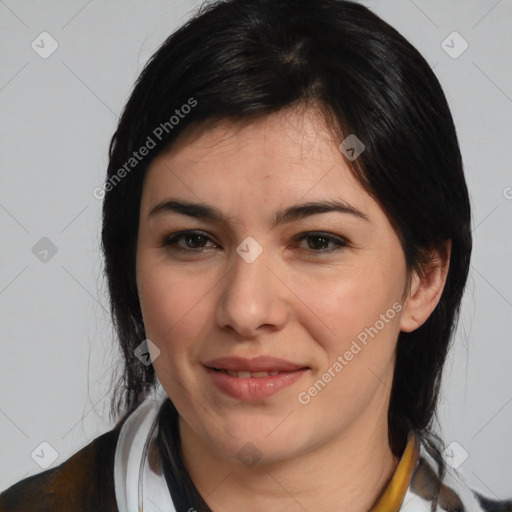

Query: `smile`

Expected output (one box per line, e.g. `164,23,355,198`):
212,368,280,378
205,367,308,400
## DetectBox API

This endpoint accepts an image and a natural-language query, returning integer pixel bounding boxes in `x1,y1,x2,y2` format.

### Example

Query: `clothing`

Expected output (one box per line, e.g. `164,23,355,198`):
1,386,510,512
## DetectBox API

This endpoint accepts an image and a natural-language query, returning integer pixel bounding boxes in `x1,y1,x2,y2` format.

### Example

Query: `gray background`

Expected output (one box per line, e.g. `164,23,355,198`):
1,0,511,499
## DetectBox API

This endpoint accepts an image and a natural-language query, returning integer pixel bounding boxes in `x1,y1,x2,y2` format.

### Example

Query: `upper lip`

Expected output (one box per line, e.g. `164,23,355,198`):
203,355,308,372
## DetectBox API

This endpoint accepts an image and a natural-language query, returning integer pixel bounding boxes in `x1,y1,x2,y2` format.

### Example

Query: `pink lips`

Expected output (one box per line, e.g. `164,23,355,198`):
203,355,309,400
203,355,307,372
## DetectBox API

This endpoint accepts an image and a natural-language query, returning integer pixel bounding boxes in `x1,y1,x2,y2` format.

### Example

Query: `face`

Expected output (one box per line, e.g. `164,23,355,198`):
136,106,410,466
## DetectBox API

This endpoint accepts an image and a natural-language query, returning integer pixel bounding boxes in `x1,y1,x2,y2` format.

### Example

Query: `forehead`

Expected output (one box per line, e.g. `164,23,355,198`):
140,106,373,217
154,107,335,172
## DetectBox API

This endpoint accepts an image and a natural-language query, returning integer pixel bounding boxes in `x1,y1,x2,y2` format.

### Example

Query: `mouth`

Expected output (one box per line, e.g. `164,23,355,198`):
202,355,310,399
207,367,307,378
203,355,308,373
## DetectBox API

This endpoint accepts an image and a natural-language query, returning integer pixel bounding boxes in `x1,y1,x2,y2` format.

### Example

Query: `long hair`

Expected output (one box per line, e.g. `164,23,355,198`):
101,0,472,496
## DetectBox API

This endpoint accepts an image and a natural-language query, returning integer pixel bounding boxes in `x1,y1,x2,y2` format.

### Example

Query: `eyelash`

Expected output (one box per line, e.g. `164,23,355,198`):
159,230,348,256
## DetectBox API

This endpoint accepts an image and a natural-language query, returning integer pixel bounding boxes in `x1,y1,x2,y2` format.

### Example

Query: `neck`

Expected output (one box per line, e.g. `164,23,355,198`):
176,404,400,512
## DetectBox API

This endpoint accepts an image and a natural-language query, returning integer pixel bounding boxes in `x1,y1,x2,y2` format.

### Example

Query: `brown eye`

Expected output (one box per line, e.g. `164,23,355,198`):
180,233,208,249
296,232,348,254
160,231,218,252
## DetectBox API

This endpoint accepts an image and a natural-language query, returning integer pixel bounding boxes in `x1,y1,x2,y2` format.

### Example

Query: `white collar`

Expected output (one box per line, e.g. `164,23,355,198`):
114,386,490,512
114,383,176,512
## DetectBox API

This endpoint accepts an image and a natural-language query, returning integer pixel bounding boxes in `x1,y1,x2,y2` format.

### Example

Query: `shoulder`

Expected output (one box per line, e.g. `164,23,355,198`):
473,491,512,512
0,413,130,512
405,437,512,512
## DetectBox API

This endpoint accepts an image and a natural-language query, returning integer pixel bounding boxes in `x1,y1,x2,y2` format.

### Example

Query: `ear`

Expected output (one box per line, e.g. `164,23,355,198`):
400,241,451,333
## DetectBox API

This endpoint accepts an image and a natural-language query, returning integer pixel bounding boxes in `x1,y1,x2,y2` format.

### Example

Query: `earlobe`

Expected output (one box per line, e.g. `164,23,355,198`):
399,242,451,333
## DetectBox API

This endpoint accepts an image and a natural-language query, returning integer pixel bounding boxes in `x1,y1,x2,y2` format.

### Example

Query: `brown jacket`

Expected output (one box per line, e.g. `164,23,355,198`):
3,412,510,512
0,422,125,512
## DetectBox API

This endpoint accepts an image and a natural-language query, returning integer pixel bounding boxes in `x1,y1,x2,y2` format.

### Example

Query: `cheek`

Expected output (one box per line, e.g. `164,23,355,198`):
296,280,402,420
303,269,402,338
136,259,211,364
294,261,405,384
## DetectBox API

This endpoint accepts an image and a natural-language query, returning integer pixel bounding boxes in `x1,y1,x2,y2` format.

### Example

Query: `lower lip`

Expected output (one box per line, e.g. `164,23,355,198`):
206,367,308,400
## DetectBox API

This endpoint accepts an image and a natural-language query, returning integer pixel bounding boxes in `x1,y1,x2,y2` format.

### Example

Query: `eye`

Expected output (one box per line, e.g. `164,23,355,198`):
294,232,348,254
159,230,348,256
160,230,218,252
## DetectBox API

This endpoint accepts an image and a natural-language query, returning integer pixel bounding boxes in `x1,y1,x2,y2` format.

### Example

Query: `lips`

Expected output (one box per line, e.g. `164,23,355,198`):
203,355,309,399
203,355,308,373
218,369,280,378
206,367,308,400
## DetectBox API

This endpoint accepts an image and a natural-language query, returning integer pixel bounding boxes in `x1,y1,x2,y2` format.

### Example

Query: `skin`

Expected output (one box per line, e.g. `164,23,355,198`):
135,105,449,512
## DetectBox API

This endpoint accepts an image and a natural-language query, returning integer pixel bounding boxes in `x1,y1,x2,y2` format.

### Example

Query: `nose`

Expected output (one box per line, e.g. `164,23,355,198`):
215,243,289,338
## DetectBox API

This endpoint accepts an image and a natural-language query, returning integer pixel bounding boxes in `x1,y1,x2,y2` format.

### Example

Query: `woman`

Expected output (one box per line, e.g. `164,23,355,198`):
1,0,510,511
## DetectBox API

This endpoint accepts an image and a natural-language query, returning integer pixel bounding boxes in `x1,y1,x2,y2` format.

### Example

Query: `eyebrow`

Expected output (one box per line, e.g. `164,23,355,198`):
148,198,369,225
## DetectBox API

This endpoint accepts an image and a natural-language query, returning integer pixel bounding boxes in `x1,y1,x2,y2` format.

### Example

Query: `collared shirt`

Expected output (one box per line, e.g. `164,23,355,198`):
1,389,510,511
